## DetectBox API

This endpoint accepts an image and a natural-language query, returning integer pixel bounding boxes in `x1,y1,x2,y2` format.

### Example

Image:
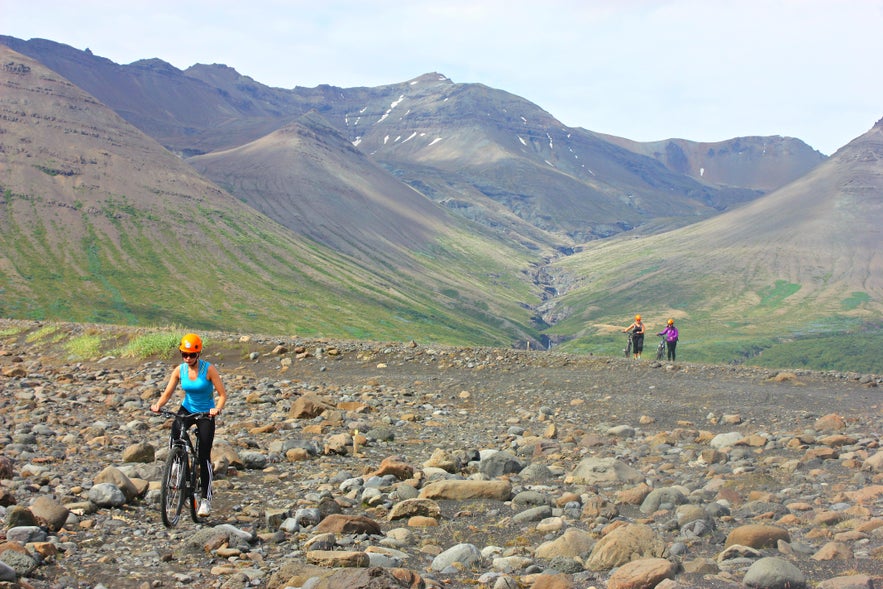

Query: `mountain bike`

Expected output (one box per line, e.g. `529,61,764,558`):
624,331,634,358
154,409,212,527
655,334,667,361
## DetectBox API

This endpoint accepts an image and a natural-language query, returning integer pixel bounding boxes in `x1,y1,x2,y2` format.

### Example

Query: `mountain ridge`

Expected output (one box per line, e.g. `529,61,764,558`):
0,36,824,246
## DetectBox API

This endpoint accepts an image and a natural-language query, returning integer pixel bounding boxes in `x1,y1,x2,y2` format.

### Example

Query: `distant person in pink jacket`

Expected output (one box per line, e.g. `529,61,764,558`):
657,319,679,361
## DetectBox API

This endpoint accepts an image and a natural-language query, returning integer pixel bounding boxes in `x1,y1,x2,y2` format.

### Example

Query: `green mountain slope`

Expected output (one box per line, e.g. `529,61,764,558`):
0,46,539,344
543,120,883,370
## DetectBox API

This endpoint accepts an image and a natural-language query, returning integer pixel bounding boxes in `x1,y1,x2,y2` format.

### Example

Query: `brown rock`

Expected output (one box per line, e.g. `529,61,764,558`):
586,524,665,571
305,566,425,588
289,394,333,419
811,541,853,560
606,557,678,589
534,527,595,559
616,482,652,505
0,456,14,479
864,451,883,472
814,413,846,431
388,498,440,521
29,496,70,532
0,488,16,507
314,514,382,535
418,479,511,501
528,573,575,589
1,366,27,378
422,448,459,472
306,550,370,568
370,456,415,480
815,574,876,589
122,442,155,463
724,524,790,549
93,466,140,502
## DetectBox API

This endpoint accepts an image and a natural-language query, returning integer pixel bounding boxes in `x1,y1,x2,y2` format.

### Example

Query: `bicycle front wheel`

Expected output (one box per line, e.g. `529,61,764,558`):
161,446,187,528
189,456,203,523
656,341,666,361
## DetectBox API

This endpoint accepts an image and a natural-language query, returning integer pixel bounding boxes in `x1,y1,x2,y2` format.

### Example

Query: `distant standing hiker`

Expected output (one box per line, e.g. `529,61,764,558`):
150,333,227,517
623,314,645,359
658,318,679,361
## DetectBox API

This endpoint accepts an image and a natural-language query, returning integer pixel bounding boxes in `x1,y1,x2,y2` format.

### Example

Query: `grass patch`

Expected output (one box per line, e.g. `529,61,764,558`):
747,326,883,373
0,326,27,338
26,323,63,344
841,291,870,311
757,280,800,307
65,334,103,360
118,331,181,359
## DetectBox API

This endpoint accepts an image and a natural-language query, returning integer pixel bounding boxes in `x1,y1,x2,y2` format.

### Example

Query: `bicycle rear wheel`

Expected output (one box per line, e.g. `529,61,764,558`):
161,446,187,528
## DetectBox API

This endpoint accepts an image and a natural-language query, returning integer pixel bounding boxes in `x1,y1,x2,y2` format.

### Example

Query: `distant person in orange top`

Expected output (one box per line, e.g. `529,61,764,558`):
623,314,645,359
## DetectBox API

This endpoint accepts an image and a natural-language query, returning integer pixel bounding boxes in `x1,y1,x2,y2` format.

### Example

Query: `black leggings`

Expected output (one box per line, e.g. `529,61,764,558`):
666,340,677,361
172,409,215,499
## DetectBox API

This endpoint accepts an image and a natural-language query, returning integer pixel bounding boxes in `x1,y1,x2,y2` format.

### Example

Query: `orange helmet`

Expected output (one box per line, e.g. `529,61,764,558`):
635,314,641,321
667,319,674,325
179,333,203,353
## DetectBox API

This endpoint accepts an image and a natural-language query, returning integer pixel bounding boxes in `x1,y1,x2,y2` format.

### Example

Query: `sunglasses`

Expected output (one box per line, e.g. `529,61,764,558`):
181,352,198,359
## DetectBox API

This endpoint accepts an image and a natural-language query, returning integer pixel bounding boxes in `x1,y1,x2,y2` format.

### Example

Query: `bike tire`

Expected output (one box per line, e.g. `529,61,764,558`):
189,453,203,523
161,446,187,528
656,340,666,361
624,336,632,358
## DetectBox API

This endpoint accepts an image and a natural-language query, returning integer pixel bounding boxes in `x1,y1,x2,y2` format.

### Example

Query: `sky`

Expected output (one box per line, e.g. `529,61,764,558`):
3,0,882,155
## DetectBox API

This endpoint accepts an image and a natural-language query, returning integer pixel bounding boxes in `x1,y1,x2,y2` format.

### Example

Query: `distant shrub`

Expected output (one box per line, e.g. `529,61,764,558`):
65,334,102,360
119,331,180,359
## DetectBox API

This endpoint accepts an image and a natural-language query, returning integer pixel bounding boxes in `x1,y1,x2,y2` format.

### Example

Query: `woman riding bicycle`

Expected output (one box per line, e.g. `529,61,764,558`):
151,333,227,517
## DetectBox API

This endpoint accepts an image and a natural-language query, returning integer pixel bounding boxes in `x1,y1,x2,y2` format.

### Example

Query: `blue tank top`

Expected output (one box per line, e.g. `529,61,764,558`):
180,359,215,413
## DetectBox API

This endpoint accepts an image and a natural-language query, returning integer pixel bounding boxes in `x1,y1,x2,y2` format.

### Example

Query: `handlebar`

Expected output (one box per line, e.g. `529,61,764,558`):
151,409,214,420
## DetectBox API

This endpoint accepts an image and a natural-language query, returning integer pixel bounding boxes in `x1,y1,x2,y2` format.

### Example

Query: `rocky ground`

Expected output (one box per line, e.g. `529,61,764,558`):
1,319,882,589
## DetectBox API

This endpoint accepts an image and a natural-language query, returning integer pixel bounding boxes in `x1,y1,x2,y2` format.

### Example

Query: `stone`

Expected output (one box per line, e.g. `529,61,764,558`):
606,557,678,589
725,524,790,549
534,528,595,559
314,514,382,535
742,556,806,589
586,524,665,571
419,479,512,501
28,496,70,532
569,457,644,485
430,543,481,571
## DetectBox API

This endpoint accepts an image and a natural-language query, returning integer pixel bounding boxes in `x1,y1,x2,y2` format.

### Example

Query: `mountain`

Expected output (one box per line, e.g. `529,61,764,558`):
595,133,828,193
0,36,824,248
543,118,883,368
0,45,540,344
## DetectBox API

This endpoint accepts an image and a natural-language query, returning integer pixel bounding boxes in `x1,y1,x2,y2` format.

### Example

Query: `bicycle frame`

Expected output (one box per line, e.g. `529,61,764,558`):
656,334,667,361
